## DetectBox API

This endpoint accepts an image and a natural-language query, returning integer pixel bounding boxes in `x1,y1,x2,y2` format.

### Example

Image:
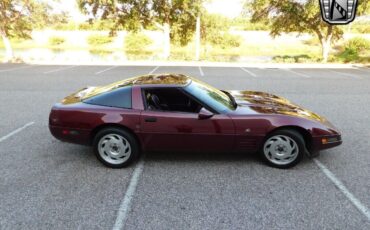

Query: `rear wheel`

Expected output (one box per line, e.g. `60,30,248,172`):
93,128,139,168
261,129,305,169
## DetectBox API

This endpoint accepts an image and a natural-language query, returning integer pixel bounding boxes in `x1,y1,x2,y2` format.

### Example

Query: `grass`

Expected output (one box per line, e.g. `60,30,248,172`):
0,38,74,50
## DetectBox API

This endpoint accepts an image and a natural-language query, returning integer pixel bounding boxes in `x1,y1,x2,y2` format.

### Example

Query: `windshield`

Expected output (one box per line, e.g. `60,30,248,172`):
184,78,235,113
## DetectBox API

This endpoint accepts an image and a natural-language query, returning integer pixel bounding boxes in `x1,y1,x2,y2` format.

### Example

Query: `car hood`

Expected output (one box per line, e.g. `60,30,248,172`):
227,90,325,122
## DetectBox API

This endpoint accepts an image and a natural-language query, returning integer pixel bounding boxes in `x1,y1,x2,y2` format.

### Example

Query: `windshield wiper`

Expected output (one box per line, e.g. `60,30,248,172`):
221,90,237,109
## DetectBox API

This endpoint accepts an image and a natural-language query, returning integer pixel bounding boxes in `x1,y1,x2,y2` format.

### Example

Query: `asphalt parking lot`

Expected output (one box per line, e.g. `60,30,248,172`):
0,63,370,229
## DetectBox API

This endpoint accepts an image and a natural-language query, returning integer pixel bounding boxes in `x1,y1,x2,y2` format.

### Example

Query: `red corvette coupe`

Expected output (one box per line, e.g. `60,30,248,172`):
49,74,341,168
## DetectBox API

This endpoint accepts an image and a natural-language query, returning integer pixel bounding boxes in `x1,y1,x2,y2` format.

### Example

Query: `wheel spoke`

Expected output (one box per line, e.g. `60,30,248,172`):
285,144,293,155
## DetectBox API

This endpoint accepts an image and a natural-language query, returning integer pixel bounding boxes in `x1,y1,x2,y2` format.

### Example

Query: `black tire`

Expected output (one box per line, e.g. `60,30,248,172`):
260,129,305,169
93,127,139,168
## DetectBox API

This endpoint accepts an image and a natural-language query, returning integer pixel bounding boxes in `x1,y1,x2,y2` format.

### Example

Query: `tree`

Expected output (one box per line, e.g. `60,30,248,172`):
246,0,370,62
200,13,230,44
77,0,202,59
0,0,50,62
0,1,31,62
32,3,69,29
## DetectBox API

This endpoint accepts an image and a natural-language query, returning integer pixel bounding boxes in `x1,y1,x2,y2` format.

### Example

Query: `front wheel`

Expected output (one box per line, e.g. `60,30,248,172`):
93,128,139,168
261,129,305,169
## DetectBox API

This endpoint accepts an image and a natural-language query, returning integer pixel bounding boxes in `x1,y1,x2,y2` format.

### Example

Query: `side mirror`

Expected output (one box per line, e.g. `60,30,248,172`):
198,107,214,120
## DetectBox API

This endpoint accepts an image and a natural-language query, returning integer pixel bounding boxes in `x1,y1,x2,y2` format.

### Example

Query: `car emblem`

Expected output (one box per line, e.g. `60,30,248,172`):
319,0,358,25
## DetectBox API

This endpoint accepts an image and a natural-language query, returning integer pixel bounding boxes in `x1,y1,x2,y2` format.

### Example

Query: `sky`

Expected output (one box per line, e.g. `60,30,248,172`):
49,0,245,22
205,0,244,18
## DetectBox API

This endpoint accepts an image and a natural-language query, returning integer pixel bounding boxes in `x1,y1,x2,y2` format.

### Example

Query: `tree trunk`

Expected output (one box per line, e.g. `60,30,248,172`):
321,38,331,63
195,14,201,61
163,23,170,60
320,25,333,63
1,32,13,62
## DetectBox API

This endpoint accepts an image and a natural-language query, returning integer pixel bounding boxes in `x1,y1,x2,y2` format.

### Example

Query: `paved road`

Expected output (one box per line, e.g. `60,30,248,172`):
0,64,370,229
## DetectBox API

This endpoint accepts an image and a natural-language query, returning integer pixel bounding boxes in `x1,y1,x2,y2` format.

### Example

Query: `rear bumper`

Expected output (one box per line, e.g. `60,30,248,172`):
49,125,91,146
312,134,342,151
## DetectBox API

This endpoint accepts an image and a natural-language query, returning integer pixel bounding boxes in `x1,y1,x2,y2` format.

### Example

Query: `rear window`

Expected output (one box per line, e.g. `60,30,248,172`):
83,86,132,109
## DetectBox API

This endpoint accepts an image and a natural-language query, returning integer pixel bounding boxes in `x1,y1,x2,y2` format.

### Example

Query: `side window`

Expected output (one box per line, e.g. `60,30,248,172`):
143,88,202,113
83,86,132,109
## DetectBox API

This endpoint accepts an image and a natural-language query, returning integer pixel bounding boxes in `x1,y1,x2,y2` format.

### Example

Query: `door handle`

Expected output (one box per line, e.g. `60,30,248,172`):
145,117,157,122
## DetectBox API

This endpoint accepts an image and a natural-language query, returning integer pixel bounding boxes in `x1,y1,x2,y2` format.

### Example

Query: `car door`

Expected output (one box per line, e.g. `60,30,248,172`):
140,110,234,152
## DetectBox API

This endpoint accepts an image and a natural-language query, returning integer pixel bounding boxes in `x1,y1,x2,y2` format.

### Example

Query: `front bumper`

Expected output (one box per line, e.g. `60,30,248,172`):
312,134,342,151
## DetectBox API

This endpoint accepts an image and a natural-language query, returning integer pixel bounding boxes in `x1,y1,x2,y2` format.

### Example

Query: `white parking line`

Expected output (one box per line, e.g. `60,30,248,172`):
282,68,311,78
314,159,370,221
328,70,361,79
198,66,204,76
0,65,34,73
112,159,145,230
95,66,118,75
44,65,77,74
240,67,257,77
148,66,159,75
113,65,158,229
0,122,35,143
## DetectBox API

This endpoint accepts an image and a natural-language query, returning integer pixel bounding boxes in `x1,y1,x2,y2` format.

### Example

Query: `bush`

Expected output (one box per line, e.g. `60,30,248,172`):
349,23,370,34
48,36,65,46
51,20,117,31
273,55,316,63
231,17,270,31
356,26,370,34
92,20,116,31
87,34,114,46
201,14,243,49
303,37,320,46
126,51,156,61
78,22,91,30
242,21,270,31
338,48,359,63
52,22,79,30
124,32,153,51
209,33,243,49
89,49,113,56
344,37,370,52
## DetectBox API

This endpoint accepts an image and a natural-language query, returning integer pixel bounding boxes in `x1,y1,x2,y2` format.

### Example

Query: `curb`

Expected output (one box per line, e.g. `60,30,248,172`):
24,60,369,69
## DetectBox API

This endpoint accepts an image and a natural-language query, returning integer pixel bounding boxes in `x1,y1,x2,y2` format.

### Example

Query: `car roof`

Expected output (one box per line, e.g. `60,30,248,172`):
111,74,192,87
133,74,191,86
78,74,191,101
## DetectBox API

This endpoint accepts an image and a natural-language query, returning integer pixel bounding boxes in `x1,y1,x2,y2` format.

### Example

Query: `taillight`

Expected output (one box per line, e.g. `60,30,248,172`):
49,106,60,125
